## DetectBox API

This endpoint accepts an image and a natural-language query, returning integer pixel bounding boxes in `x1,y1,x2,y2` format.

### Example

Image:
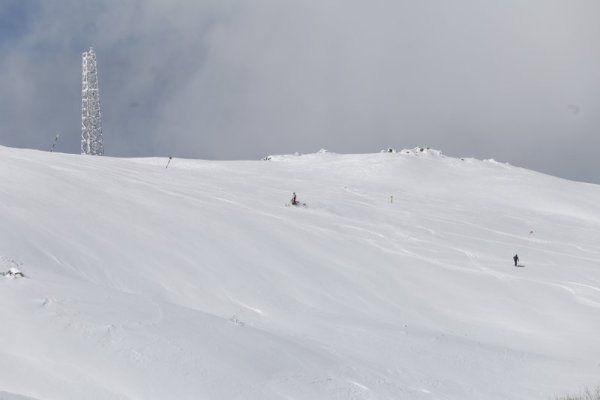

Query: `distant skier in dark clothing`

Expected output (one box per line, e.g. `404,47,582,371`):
291,192,298,206
513,254,519,266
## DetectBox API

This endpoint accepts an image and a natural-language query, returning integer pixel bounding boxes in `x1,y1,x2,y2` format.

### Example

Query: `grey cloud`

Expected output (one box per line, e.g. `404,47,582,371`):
0,0,599,182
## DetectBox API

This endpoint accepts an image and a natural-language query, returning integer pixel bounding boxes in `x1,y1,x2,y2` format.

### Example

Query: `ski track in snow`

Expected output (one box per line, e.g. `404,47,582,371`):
0,392,43,400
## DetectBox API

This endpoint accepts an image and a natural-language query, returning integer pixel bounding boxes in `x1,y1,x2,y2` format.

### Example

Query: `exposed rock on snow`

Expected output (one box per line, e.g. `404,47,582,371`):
401,147,444,157
2,267,25,278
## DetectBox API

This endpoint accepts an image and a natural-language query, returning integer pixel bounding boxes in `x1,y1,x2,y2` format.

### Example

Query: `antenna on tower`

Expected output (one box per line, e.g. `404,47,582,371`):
50,134,60,152
81,47,104,155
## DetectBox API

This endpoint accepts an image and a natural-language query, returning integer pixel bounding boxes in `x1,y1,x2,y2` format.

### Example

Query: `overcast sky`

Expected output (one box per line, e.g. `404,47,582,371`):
0,0,599,182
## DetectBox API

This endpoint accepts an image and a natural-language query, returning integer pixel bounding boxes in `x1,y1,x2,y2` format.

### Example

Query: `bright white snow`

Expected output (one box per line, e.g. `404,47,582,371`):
0,145,599,399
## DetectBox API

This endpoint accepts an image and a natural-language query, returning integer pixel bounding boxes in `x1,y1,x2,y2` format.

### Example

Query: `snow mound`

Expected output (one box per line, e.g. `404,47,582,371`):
0,257,24,278
400,146,444,157
262,149,339,161
262,152,303,161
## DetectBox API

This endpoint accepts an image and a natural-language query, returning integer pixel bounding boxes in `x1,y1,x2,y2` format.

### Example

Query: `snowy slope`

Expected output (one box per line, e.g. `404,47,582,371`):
0,145,599,400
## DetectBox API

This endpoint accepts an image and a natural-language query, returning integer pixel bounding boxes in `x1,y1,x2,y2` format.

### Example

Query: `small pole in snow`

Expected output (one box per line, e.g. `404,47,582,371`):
50,134,60,152
165,156,173,169
390,195,394,204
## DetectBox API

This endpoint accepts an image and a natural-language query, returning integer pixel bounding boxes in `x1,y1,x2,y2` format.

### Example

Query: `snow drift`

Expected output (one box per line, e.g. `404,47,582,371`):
0,145,599,399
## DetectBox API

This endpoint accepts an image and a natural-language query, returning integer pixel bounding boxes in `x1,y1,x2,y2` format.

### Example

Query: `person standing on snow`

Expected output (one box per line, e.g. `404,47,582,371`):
513,254,519,266
291,192,298,206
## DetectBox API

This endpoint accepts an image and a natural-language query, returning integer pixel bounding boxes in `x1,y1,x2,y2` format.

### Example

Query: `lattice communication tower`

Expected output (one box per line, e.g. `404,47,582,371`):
81,47,104,155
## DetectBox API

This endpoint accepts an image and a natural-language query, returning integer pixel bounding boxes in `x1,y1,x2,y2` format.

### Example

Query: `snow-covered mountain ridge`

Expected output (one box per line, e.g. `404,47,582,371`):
0,145,599,399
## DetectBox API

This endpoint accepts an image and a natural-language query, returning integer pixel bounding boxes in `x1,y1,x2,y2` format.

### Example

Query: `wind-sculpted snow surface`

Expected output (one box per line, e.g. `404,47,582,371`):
0,146,599,399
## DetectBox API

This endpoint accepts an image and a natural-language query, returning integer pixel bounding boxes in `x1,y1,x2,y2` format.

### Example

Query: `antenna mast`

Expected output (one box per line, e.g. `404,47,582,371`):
81,47,104,155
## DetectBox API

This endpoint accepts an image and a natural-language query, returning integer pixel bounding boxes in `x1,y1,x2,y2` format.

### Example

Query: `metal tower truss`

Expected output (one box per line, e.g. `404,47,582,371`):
81,47,104,155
